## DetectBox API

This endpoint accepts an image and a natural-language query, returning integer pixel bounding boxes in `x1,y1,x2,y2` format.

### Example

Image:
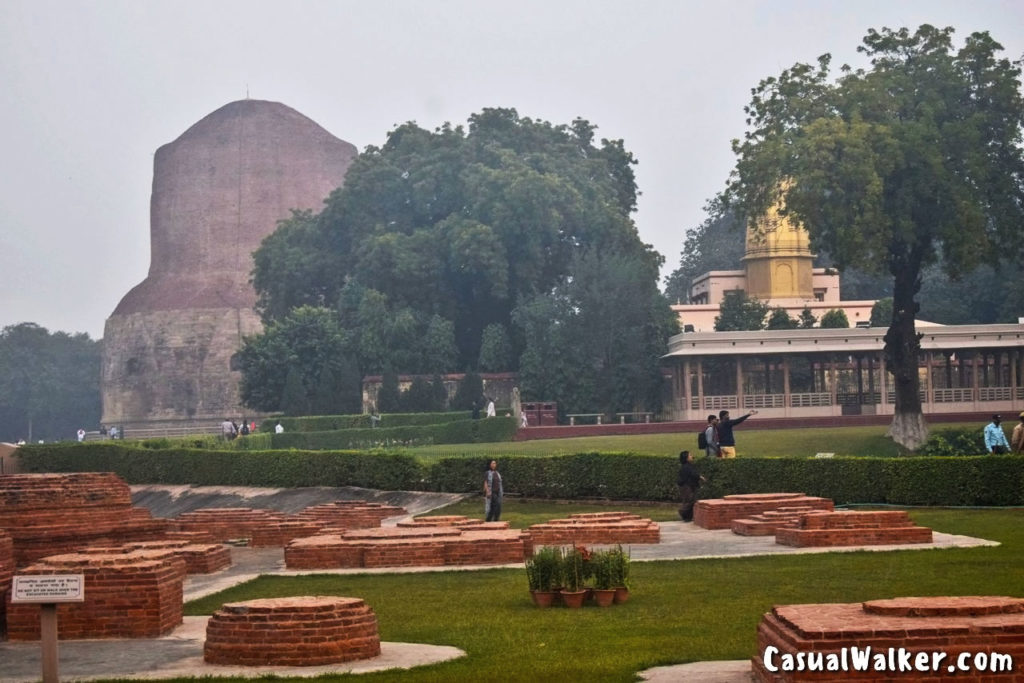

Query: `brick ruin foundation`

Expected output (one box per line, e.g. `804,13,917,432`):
397,515,494,528
732,508,832,536
5,550,186,640
76,540,231,574
172,507,288,543
753,596,1024,682
248,502,409,547
526,512,660,546
0,529,12,634
694,493,834,530
204,596,380,666
774,510,933,547
0,473,171,566
286,524,529,569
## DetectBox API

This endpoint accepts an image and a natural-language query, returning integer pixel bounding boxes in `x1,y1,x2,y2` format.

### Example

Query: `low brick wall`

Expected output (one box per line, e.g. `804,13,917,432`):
0,473,170,566
5,550,186,640
285,526,529,570
249,520,325,548
753,596,1024,682
0,528,12,636
75,540,232,574
526,512,660,546
774,510,932,547
297,502,407,530
172,507,287,543
694,493,834,530
731,508,830,536
204,596,380,666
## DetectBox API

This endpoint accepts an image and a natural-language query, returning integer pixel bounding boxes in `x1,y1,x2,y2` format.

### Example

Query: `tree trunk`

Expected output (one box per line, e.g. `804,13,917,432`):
884,250,928,450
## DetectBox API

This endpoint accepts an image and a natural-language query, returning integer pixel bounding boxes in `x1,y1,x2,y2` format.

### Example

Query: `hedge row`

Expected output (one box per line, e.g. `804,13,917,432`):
14,444,1024,506
270,417,516,450
260,411,471,433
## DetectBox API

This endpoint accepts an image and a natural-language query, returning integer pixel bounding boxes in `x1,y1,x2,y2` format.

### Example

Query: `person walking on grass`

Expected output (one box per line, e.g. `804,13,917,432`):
985,415,1011,454
483,459,503,522
677,450,705,522
717,409,757,458
703,414,720,458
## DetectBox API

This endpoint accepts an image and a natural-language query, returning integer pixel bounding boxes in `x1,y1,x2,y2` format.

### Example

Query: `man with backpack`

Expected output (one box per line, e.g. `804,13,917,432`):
699,414,720,458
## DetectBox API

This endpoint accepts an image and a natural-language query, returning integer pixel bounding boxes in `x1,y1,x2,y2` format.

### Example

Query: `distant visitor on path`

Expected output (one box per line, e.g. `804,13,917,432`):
484,459,503,522
520,412,529,428
486,398,496,418
275,422,284,434
676,450,705,522
701,414,720,458
77,428,86,442
1012,412,1024,454
221,418,235,441
717,409,757,458
984,415,1010,454
471,400,481,420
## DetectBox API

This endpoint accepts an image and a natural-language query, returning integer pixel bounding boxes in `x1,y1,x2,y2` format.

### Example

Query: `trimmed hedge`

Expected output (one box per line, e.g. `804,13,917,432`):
270,418,516,450
14,444,1024,506
260,411,471,433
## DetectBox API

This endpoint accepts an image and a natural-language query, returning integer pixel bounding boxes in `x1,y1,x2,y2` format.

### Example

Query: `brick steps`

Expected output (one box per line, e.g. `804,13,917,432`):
75,540,232,574
753,596,1024,682
204,597,380,666
5,551,186,640
774,510,933,547
731,507,830,536
695,493,834,530
526,512,660,545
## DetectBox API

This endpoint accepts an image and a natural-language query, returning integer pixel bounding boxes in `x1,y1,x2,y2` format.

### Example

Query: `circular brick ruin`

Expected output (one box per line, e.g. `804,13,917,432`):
204,596,380,666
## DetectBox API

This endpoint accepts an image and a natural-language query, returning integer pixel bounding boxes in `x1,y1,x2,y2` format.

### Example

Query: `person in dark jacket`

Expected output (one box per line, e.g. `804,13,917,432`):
677,450,705,522
717,409,757,458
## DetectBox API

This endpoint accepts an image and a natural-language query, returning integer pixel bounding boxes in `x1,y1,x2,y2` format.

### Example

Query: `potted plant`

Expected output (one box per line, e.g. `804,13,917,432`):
608,545,631,604
591,550,616,607
559,546,587,608
525,546,561,607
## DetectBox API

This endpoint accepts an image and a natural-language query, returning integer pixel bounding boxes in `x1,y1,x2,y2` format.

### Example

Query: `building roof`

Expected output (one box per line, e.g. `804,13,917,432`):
662,323,1024,359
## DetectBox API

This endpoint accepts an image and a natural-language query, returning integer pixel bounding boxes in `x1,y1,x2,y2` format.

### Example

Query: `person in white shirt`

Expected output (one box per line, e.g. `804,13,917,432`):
275,422,284,434
485,399,496,418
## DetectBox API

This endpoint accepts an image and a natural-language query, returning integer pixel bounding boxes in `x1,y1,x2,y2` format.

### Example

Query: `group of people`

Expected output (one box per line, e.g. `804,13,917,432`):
984,412,1024,454
220,418,255,440
701,409,758,459
470,398,497,420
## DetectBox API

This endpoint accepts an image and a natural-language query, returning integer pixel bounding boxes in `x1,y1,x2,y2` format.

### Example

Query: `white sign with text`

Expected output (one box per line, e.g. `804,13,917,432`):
12,575,85,603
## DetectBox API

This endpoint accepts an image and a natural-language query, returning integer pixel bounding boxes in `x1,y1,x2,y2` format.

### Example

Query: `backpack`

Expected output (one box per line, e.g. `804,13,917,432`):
697,429,708,450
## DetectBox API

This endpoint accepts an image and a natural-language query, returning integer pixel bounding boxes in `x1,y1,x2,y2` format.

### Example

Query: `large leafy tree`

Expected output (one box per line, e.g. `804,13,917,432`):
714,291,770,331
252,108,644,373
0,323,101,442
723,25,1024,448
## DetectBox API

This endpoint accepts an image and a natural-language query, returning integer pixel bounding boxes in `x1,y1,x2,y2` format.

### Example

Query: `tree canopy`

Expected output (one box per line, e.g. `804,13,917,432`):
722,25,1024,448
247,108,675,415
0,323,101,442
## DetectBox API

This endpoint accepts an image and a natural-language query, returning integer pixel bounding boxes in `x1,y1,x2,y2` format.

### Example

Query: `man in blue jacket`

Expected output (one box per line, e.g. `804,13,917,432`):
984,415,1011,454
717,409,757,458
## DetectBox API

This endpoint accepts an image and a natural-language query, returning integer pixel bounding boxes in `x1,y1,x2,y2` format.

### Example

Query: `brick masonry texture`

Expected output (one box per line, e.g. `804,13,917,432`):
172,507,288,543
75,540,231,575
204,596,381,666
0,473,170,566
731,508,831,536
526,512,660,546
102,100,357,427
774,510,933,547
5,550,186,640
752,596,1024,682
0,529,12,635
694,493,835,530
285,525,529,570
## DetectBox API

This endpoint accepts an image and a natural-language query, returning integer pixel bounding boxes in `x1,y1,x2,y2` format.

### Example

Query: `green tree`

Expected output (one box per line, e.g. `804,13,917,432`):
423,315,458,374
451,370,484,411
714,291,770,331
400,376,436,412
870,298,893,327
478,323,512,372
237,306,353,413
819,309,850,329
766,308,799,330
798,308,817,329
664,210,746,303
723,25,1024,448
0,323,101,442
376,368,402,413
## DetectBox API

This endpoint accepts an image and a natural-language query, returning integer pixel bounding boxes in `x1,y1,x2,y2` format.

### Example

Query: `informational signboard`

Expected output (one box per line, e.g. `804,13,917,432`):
11,575,85,603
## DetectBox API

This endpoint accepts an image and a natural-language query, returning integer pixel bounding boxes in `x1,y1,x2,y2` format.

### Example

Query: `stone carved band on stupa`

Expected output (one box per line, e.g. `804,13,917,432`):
101,100,356,427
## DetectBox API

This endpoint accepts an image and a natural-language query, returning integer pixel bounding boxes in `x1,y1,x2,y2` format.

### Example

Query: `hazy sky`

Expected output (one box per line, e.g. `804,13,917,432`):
1,1,1021,339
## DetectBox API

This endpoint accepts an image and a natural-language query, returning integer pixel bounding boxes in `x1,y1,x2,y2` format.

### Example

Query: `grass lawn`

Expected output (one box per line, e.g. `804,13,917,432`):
405,423,983,460
168,505,1024,683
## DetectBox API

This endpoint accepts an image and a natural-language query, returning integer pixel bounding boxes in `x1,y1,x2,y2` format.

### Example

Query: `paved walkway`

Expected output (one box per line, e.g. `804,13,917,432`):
0,518,997,681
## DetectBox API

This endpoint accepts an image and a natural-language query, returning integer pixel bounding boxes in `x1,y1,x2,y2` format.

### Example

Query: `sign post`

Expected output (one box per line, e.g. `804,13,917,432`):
11,574,85,683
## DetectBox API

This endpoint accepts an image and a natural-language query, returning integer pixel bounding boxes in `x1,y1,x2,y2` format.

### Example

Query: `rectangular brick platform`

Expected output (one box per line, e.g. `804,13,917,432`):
753,597,1024,681
75,540,232,574
285,526,529,570
0,473,171,566
774,510,932,547
5,550,186,640
731,508,831,536
527,512,660,546
694,493,835,530
171,507,288,543
296,502,407,530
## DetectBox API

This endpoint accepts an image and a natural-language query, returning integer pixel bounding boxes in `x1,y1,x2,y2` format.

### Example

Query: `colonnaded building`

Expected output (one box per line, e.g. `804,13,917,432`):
662,208,1024,421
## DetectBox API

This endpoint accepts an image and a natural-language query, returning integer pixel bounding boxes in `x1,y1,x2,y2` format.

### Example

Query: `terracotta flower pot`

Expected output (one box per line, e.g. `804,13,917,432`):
613,587,630,604
592,588,616,607
531,590,557,608
560,589,587,608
